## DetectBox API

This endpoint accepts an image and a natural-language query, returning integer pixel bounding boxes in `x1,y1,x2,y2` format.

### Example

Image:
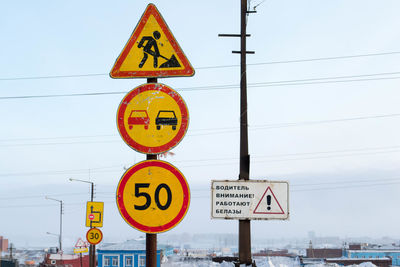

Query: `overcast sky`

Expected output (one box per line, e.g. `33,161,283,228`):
1,0,400,248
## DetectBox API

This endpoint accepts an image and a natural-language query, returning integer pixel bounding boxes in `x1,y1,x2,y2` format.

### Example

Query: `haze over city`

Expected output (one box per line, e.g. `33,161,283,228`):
1,0,400,250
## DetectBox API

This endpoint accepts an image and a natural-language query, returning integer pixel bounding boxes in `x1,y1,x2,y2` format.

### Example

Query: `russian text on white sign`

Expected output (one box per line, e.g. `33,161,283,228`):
211,180,289,220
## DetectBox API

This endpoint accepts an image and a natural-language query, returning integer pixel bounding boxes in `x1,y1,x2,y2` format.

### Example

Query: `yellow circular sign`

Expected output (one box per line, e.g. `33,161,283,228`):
116,160,190,233
86,228,103,245
117,83,189,154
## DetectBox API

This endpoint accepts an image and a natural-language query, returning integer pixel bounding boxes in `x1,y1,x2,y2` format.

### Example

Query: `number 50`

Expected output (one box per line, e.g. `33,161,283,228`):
134,183,172,211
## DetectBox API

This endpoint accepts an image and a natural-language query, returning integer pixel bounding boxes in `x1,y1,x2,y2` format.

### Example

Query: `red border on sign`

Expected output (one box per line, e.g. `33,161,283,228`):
116,160,190,233
117,83,189,154
253,187,285,215
86,228,103,245
110,4,195,78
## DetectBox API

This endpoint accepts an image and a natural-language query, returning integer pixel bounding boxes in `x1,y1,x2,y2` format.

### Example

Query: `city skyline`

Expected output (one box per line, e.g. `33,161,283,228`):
1,0,400,248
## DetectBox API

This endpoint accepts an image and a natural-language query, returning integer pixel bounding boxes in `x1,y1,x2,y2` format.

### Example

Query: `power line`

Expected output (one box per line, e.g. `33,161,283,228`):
0,164,124,177
190,113,400,137
2,51,400,81
0,134,115,142
292,177,400,187
2,70,400,100
177,147,400,168
0,91,126,100
0,144,398,178
0,178,398,207
173,144,400,164
0,191,114,201
0,112,398,145
0,139,121,147
292,180,400,192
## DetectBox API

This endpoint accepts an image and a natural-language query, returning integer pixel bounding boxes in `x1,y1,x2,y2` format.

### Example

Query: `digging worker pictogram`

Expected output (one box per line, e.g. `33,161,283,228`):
138,30,161,68
137,30,181,69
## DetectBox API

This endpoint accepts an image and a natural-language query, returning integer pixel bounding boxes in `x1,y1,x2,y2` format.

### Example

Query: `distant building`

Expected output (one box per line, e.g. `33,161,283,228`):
0,259,19,267
306,241,343,258
97,239,161,267
253,249,296,257
347,249,400,266
0,236,9,252
304,242,400,266
326,257,391,267
306,248,343,258
97,249,161,267
40,252,89,267
348,243,362,250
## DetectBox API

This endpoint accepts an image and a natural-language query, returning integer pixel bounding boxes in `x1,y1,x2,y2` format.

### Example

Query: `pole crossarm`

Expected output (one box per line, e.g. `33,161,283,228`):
218,34,251,37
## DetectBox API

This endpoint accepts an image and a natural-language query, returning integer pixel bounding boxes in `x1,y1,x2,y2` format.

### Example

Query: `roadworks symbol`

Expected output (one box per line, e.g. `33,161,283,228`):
110,4,194,78
253,187,285,214
137,30,181,69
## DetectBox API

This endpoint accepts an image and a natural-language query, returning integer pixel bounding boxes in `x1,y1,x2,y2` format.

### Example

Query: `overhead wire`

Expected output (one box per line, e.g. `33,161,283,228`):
178,148,400,168
0,164,125,177
1,70,400,100
0,112,398,145
1,51,400,81
1,176,399,207
0,144,398,178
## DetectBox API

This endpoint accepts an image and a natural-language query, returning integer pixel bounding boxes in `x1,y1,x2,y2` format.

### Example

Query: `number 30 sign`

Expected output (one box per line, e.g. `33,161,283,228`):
116,160,190,233
86,228,103,245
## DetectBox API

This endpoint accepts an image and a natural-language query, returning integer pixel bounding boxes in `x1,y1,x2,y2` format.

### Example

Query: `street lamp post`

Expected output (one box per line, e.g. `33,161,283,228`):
69,178,94,201
45,197,63,253
69,178,95,267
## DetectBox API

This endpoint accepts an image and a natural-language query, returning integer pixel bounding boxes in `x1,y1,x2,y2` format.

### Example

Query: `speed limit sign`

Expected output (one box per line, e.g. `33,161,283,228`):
86,228,103,245
116,160,190,233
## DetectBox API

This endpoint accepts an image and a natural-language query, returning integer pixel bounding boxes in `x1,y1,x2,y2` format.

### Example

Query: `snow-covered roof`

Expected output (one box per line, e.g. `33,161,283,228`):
327,257,391,261
49,254,79,260
98,239,145,250
349,249,400,253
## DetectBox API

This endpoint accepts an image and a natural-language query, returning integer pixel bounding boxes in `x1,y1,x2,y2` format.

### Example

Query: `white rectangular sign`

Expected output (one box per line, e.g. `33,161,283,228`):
211,180,289,220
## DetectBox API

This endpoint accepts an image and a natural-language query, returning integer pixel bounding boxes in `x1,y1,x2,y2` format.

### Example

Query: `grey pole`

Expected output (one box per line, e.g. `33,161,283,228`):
45,197,63,253
146,77,158,267
69,178,95,267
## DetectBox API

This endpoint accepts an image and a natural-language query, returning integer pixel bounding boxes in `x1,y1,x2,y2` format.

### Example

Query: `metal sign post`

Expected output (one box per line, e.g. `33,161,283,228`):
146,152,157,267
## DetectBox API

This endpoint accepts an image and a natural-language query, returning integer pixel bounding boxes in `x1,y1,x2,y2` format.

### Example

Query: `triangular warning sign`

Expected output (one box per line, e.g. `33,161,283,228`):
75,238,87,248
110,4,195,78
253,186,285,215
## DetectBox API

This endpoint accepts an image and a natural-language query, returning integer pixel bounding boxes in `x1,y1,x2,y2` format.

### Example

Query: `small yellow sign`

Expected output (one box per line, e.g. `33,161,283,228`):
116,160,190,233
74,248,89,254
85,202,104,227
86,228,103,245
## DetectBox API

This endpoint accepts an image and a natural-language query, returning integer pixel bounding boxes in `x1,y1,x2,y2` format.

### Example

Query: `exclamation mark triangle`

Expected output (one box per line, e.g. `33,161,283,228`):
253,186,285,214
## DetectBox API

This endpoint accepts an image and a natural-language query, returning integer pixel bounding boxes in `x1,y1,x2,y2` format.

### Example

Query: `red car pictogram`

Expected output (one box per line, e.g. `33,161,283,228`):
128,110,150,130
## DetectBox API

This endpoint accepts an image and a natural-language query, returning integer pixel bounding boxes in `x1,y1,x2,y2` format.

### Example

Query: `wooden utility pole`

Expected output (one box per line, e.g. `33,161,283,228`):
219,0,255,265
238,0,251,264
